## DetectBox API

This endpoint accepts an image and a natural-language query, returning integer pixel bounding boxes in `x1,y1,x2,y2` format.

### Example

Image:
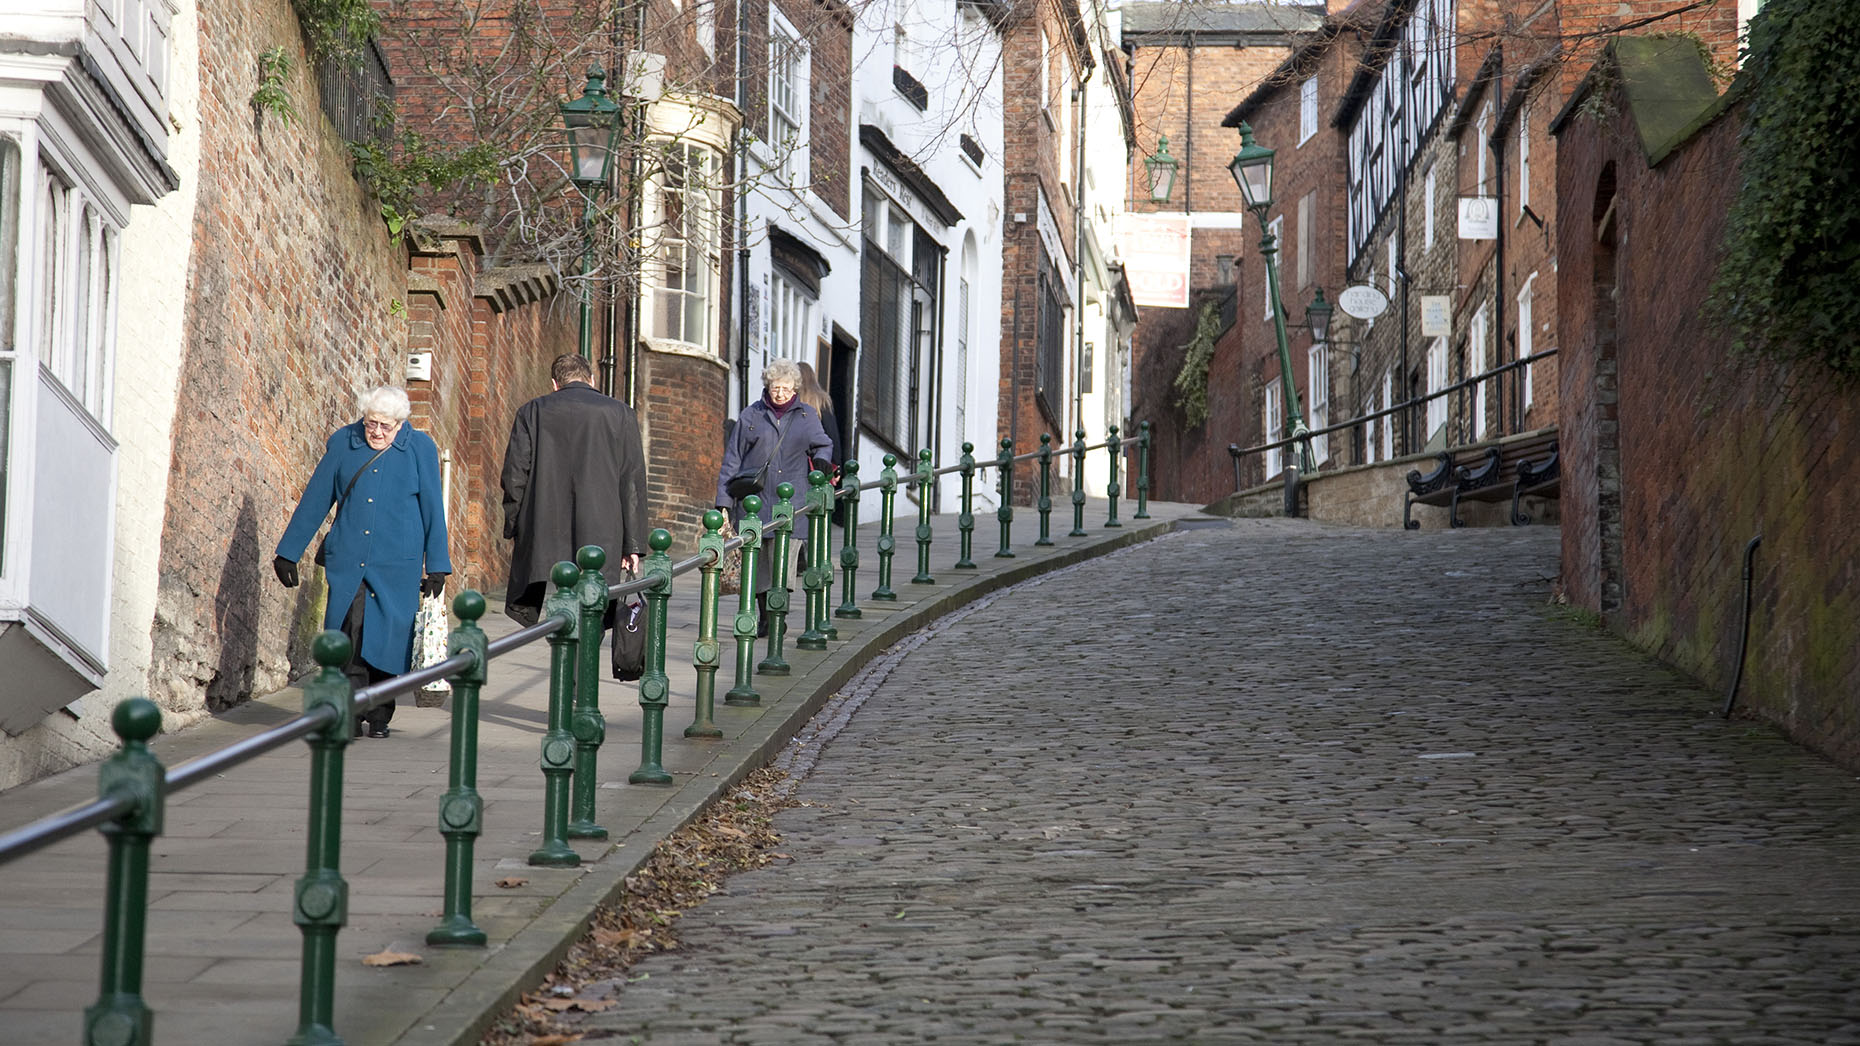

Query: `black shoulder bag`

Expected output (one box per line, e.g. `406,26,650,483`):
724,410,793,501
314,445,392,566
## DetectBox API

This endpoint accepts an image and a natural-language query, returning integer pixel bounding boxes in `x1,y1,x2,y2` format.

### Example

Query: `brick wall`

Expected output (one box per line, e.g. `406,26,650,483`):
404,222,575,596
641,350,733,550
1558,76,1860,768
149,0,410,712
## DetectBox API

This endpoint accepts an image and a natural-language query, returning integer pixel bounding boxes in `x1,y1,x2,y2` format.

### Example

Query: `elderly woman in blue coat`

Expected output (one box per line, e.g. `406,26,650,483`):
273,386,451,737
715,358,832,631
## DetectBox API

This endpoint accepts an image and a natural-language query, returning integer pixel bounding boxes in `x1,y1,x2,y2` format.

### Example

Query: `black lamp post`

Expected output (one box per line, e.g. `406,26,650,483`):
560,67,623,362
1229,121,1314,474
1144,135,1179,203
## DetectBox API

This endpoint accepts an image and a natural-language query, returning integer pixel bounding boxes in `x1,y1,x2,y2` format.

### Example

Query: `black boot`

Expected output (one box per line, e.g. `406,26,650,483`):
756,592,769,638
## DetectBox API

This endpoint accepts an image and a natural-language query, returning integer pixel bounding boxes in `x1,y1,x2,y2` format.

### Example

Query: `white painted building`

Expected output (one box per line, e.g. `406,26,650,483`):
1071,0,1136,499
0,0,192,787
849,0,1006,514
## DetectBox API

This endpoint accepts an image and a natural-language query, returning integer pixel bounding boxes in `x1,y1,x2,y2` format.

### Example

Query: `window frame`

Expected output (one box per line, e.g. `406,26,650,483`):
641,140,723,354
768,7,809,185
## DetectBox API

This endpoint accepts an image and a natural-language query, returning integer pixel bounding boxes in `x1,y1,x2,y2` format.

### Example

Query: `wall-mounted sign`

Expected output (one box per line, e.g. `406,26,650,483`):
1122,213,1192,309
1421,295,1451,336
1337,284,1389,320
1459,197,1498,240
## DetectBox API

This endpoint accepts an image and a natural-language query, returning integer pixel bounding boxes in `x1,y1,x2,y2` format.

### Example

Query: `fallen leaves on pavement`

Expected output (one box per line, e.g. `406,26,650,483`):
362,950,423,967
477,765,796,1045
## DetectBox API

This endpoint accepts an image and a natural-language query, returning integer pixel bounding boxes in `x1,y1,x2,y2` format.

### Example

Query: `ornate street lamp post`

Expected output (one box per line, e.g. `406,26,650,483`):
1229,121,1315,474
1144,135,1179,203
559,67,623,363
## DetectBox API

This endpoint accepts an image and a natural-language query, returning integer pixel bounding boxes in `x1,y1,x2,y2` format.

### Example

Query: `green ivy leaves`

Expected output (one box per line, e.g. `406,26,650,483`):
1709,0,1860,381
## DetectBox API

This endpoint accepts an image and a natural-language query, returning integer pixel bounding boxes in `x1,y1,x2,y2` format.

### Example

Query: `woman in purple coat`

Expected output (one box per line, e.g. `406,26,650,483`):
273,386,451,737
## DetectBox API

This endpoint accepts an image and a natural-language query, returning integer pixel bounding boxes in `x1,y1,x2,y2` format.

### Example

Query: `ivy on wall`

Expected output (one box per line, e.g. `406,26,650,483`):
1709,0,1860,381
1172,300,1223,428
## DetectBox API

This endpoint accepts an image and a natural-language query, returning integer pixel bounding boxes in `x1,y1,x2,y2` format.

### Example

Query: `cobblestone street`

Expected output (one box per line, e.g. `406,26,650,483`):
571,519,1860,1044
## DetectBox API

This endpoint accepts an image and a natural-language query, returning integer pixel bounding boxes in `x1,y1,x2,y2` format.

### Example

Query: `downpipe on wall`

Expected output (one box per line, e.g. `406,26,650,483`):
1720,534,1762,718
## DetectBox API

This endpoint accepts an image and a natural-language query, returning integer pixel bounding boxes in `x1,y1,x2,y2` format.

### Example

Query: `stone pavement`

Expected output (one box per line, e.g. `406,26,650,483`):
0,496,1195,1046
560,519,1860,1044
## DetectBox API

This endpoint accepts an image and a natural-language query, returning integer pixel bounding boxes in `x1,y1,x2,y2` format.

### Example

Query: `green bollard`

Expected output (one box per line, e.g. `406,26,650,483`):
725,497,764,705
797,471,831,650
686,512,726,738
288,631,355,1046
567,545,610,840
529,563,583,867
911,449,936,584
758,484,796,676
835,460,862,618
995,437,1016,558
955,442,977,569
872,454,899,600
1134,420,1153,519
1036,434,1055,546
817,472,838,640
1069,429,1088,537
84,697,165,1046
629,531,676,784
428,591,489,947
1105,424,1123,528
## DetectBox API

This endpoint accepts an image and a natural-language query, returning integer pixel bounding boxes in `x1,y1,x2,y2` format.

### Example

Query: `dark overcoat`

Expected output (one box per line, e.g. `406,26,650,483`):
715,397,831,594
501,382,646,619
714,397,832,523
276,421,451,674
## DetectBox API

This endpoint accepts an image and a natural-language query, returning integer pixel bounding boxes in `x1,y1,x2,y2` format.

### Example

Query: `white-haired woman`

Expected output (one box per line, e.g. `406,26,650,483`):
715,358,832,629
274,385,451,737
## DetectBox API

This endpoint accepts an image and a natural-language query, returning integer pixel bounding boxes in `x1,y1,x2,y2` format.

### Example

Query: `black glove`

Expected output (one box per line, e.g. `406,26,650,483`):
273,556,299,588
421,572,449,598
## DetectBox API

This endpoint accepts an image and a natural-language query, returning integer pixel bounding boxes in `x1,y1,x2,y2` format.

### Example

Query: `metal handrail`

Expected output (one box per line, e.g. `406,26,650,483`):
1228,349,1561,464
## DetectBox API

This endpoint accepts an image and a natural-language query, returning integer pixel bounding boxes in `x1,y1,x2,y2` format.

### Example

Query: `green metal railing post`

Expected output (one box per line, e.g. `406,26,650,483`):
567,545,610,840
797,471,831,650
529,563,583,867
758,484,796,675
686,512,725,738
872,454,899,600
1035,434,1055,546
1105,424,1123,528
629,530,676,784
911,449,936,585
83,697,165,1046
1134,420,1153,519
955,442,977,569
725,497,764,706
288,631,355,1046
427,592,489,948
835,460,862,618
818,470,839,640
994,437,1015,558
1070,429,1088,537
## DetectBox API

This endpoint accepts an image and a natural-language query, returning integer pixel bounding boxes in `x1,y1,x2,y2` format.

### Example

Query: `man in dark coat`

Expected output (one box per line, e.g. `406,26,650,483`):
500,354,647,625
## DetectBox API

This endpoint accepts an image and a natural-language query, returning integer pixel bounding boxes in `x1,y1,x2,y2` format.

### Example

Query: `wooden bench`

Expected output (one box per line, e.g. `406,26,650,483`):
1403,431,1559,529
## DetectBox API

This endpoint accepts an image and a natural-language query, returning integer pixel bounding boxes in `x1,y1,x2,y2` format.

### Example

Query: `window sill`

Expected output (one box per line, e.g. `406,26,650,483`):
641,337,731,370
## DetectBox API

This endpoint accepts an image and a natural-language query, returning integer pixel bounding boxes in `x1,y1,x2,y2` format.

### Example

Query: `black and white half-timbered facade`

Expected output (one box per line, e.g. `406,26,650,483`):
1343,0,1455,265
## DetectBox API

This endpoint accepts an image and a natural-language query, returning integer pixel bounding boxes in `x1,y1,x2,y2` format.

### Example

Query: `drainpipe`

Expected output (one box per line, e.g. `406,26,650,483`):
733,0,752,412
1489,46,1509,437
1072,72,1090,475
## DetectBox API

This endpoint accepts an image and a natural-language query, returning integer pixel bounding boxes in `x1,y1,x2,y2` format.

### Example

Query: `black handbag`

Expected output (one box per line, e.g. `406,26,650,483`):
723,410,793,501
314,444,392,566
611,589,646,681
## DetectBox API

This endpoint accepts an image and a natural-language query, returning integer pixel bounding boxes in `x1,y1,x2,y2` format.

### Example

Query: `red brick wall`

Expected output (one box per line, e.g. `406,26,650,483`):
641,351,732,550
150,0,410,712
1558,81,1860,768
